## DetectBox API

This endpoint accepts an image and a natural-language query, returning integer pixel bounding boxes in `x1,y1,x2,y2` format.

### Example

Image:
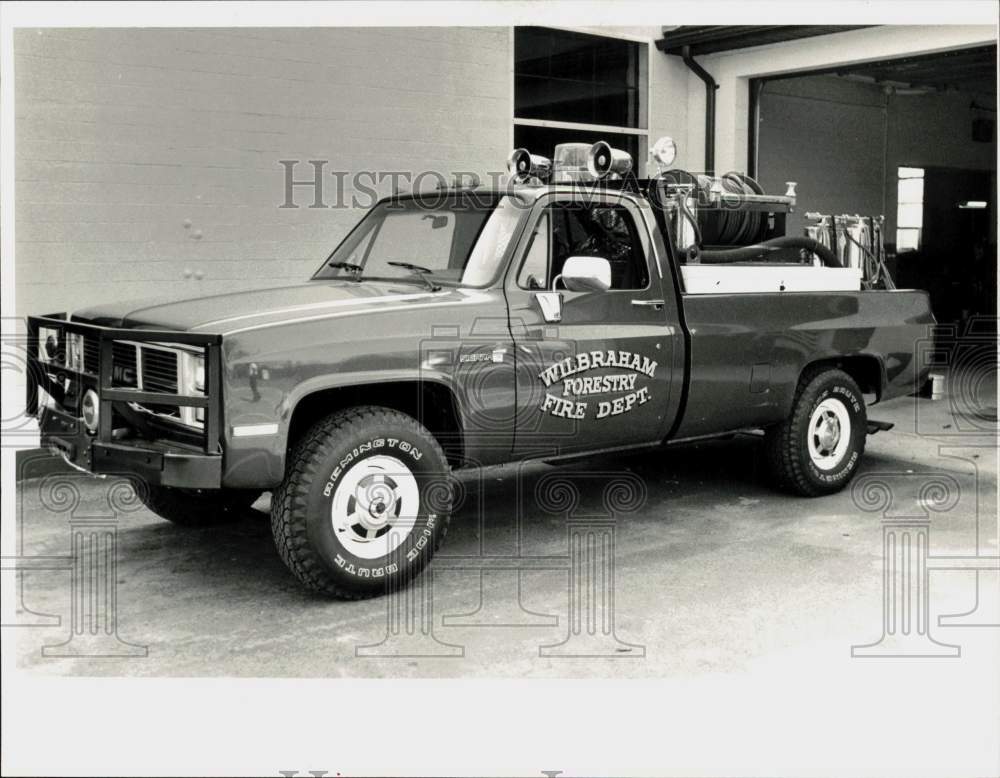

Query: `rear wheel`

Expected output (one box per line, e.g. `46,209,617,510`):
764,368,867,496
271,406,452,599
135,484,263,526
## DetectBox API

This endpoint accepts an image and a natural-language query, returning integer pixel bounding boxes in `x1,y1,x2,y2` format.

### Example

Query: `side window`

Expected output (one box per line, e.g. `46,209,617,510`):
518,203,649,290
517,212,550,290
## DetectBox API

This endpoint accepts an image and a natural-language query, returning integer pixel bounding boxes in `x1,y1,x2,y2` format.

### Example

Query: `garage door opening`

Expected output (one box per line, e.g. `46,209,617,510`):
751,45,997,326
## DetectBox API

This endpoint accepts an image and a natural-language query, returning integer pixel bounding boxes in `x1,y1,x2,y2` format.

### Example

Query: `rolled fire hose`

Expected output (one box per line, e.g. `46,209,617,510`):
687,236,842,268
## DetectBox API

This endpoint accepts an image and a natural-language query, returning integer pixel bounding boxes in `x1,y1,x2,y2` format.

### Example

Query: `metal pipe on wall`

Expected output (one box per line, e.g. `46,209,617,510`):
747,78,764,179
681,45,718,175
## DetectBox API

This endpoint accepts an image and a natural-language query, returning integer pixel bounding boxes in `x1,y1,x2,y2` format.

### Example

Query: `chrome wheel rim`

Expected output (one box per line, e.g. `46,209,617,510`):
330,455,419,559
807,398,851,471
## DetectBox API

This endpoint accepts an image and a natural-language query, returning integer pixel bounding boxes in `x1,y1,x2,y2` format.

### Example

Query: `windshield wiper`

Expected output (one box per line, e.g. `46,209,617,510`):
386,262,442,292
327,261,364,280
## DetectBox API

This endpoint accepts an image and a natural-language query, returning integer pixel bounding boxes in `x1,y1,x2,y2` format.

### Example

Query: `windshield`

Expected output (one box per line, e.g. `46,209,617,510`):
313,193,525,287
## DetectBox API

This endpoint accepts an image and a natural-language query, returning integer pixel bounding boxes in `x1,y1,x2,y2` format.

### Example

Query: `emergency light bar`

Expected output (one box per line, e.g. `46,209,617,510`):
508,138,671,184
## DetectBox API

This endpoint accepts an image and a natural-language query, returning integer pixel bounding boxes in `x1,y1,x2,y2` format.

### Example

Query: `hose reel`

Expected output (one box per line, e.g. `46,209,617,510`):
658,169,769,247
655,168,843,268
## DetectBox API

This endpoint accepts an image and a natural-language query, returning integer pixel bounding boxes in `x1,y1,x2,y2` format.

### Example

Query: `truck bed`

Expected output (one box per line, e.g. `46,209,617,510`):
672,289,935,439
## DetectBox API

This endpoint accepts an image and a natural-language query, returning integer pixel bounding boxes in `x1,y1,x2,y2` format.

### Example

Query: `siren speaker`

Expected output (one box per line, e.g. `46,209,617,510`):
587,141,633,179
507,148,552,182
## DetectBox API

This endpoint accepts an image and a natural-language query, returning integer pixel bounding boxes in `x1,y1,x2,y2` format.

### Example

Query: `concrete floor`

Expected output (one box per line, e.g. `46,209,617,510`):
10,386,998,683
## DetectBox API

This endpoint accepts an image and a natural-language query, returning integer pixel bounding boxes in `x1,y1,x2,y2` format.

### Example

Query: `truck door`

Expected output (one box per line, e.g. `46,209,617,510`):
506,192,684,458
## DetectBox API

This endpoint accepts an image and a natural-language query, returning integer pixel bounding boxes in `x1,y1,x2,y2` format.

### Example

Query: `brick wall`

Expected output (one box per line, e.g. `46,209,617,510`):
14,27,512,316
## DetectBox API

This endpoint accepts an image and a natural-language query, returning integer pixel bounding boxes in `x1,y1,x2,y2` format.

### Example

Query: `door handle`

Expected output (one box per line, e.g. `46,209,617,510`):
632,299,665,309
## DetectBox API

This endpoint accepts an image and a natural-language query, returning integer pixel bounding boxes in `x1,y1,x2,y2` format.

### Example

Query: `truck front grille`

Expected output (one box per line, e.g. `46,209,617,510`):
83,338,100,374
111,342,183,420
140,348,179,394
30,315,214,446
111,341,138,386
110,342,180,395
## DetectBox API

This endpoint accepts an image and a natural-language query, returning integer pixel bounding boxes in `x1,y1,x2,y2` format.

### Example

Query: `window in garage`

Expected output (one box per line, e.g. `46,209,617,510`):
896,166,925,252
514,27,647,163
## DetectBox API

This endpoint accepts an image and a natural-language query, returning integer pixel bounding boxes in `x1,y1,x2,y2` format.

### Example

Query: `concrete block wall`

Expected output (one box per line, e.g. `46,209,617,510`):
13,27,512,316
15,24,993,320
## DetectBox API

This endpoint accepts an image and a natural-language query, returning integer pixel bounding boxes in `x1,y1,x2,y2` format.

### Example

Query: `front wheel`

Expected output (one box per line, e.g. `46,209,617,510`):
764,368,867,496
271,406,452,599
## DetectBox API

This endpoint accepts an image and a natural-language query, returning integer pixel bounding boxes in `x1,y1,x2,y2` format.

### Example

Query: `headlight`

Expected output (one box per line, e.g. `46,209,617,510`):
193,358,205,393
170,349,205,395
81,389,100,433
66,333,84,372
44,335,58,360
38,327,60,363
176,349,206,429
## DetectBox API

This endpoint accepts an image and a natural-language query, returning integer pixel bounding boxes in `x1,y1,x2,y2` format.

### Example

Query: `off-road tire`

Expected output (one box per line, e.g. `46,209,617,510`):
135,484,263,527
764,367,867,496
271,406,452,599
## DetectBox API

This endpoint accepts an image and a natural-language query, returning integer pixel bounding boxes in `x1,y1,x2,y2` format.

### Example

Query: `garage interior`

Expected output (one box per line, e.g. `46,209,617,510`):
752,44,998,327
658,27,997,330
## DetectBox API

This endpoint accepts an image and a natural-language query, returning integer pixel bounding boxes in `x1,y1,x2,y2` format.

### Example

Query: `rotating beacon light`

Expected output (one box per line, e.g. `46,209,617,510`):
551,142,593,182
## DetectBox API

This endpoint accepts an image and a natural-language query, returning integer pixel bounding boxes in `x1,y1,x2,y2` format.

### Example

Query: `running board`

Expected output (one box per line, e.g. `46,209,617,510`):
867,420,894,435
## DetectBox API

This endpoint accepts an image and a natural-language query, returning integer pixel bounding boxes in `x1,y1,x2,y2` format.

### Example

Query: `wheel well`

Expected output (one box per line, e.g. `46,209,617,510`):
286,381,465,466
803,355,884,402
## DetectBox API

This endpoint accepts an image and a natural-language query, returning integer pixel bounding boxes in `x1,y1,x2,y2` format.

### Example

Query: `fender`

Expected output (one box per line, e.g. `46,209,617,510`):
778,351,888,418
222,370,464,489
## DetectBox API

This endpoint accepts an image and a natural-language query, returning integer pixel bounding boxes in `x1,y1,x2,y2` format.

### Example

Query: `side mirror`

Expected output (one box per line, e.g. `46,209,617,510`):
556,256,612,293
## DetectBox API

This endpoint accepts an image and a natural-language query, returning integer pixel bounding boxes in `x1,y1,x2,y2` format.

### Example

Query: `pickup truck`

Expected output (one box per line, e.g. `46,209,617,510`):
27,159,934,598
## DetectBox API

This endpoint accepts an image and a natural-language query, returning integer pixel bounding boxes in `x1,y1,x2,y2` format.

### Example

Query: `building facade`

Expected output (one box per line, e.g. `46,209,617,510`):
13,24,996,316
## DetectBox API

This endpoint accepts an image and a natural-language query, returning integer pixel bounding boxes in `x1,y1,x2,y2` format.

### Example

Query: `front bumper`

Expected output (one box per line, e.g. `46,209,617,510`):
41,405,223,488
27,314,225,489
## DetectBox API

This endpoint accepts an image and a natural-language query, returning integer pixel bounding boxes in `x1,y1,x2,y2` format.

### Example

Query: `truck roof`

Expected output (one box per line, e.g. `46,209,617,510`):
398,180,656,203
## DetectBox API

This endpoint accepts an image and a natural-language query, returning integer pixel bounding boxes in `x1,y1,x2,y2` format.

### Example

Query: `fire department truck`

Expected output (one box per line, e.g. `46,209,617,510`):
27,137,931,597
